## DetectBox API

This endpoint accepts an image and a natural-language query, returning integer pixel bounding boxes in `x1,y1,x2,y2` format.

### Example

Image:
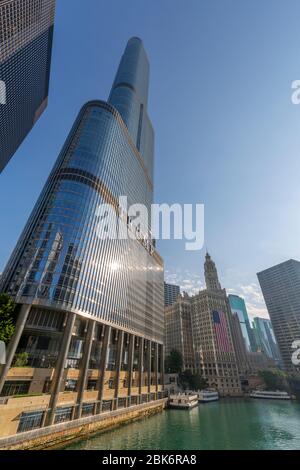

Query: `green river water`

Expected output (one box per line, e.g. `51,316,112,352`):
64,399,300,450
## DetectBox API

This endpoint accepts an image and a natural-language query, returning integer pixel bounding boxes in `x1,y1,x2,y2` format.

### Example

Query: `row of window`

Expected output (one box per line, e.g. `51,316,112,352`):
16,392,165,433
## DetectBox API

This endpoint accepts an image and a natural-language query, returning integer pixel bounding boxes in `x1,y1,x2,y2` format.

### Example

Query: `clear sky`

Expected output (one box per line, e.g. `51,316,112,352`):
1,0,300,319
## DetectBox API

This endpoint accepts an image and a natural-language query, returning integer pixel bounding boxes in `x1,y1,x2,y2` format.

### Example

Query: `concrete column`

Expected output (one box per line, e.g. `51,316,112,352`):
46,312,76,426
127,334,135,406
76,319,95,419
97,325,111,413
114,330,124,409
0,304,31,395
41,409,48,428
148,340,151,396
138,337,144,402
71,405,76,421
155,342,159,394
161,345,165,394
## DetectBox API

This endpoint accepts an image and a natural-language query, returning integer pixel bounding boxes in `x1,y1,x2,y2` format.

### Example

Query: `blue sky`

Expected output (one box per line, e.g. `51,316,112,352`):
1,0,300,319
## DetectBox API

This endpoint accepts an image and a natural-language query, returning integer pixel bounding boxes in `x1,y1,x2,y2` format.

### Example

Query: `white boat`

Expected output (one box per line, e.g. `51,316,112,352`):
249,390,291,400
168,393,199,409
198,389,219,403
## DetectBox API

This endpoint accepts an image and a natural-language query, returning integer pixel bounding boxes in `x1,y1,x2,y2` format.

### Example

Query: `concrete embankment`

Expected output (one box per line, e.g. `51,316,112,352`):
0,399,167,450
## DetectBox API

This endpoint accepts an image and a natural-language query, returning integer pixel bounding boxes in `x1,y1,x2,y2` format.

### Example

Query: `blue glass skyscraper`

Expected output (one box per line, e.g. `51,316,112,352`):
0,38,164,435
252,317,281,364
228,294,256,352
164,282,180,306
0,0,56,172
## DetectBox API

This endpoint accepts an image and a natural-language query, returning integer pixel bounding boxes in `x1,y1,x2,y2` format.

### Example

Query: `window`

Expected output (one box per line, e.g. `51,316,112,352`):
64,379,77,392
118,397,127,408
54,406,73,424
102,400,112,412
81,403,94,417
1,380,30,397
87,379,97,390
17,411,44,433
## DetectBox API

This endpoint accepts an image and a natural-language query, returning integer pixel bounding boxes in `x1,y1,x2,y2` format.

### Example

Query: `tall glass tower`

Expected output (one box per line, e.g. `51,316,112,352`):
228,294,256,352
258,259,300,373
0,0,56,172
252,317,281,364
0,38,164,434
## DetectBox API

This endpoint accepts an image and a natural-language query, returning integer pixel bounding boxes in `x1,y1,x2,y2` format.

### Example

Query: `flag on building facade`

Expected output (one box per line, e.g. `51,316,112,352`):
212,310,233,352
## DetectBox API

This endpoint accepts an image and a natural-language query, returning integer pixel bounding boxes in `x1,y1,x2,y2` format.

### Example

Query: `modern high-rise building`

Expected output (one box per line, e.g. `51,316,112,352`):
257,259,300,373
228,294,256,352
252,317,281,364
0,0,56,172
230,312,250,375
191,254,241,396
230,313,276,377
0,37,164,437
164,294,195,371
164,282,180,307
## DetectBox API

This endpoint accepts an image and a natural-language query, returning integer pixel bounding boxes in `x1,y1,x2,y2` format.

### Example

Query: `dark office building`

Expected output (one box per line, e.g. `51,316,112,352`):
164,282,180,306
0,0,56,172
258,259,300,373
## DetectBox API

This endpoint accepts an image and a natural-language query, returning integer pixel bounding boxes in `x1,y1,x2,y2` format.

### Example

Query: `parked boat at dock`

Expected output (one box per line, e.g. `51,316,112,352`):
197,389,219,403
168,393,199,409
249,390,291,400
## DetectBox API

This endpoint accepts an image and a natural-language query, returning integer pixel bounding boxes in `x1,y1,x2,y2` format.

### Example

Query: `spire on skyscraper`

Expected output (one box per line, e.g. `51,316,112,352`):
108,37,154,182
204,252,222,292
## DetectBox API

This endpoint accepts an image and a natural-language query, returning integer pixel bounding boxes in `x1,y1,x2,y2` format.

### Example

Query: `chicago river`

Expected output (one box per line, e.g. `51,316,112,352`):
64,399,300,450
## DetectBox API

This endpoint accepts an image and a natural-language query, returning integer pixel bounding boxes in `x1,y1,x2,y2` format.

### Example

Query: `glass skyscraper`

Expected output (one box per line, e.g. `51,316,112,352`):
164,282,180,306
0,37,164,435
252,317,281,364
228,294,256,352
0,0,56,172
257,259,300,373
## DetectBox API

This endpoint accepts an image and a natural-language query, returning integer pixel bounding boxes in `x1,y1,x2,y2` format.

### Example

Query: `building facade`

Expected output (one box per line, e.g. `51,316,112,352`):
0,37,164,437
228,294,256,352
246,351,275,371
164,294,195,371
164,282,180,307
252,317,281,364
257,259,300,374
230,312,251,375
0,0,56,172
191,254,241,396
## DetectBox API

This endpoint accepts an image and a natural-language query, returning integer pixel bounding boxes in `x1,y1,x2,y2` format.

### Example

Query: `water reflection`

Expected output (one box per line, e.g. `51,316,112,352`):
64,399,300,450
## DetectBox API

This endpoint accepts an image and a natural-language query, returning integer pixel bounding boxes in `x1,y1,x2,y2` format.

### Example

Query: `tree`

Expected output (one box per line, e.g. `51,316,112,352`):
164,349,183,373
179,369,208,391
190,373,208,391
0,293,16,344
258,369,289,391
179,369,193,390
288,375,300,400
13,352,29,367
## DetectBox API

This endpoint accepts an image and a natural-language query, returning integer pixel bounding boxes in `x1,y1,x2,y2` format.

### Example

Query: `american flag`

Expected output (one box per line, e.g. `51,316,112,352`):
212,310,233,353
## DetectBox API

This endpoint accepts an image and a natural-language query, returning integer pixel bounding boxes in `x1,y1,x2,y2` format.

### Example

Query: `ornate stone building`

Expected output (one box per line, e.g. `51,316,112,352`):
190,254,241,396
165,294,195,372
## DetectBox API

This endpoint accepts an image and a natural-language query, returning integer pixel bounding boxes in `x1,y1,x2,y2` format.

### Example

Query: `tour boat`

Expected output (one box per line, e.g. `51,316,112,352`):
168,393,199,409
197,389,219,403
249,390,291,400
